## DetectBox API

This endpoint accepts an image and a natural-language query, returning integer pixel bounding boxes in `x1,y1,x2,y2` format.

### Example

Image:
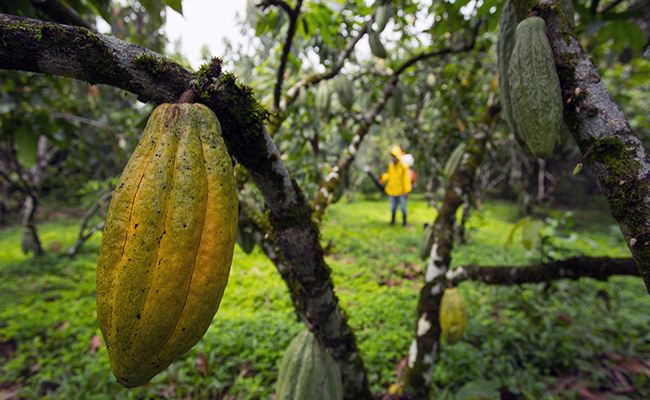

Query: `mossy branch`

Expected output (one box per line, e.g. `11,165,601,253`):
446,256,640,286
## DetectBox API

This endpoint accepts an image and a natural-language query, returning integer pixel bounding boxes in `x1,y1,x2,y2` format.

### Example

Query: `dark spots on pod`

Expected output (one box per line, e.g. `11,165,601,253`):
137,314,141,319
183,223,187,228
134,223,138,229
182,328,185,332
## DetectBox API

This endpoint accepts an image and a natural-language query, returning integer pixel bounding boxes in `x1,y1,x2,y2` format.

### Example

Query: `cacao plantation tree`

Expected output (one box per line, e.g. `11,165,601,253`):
1,0,650,398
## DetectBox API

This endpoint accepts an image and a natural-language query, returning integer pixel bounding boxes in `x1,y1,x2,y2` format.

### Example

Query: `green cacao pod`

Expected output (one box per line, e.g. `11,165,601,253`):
559,0,575,27
369,30,387,59
335,76,354,110
96,102,238,388
276,330,343,400
439,287,468,344
443,142,467,180
497,0,518,134
508,17,563,159
386,83,403,117
315,82,331,118
419,223,435,260
374,5,390,33
558,120,571,145
298,87,309,108
236,223,256,254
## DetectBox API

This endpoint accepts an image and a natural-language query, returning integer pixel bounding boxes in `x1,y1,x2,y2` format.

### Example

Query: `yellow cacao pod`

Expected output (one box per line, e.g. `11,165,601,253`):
439,287,468,344
96,103,238,388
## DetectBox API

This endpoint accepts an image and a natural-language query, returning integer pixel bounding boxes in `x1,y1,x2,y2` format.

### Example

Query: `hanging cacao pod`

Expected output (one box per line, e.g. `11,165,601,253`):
374,5,390,33
560,0,575,27
369,30,387,59
386,82,403,117
439,287,468,344
275,330,343,400
96,102,238,388
335,75,354,110
508,17,563,159
443,142,467,180
497,0,518,134
315,82,331,118
236,222,256,254
298,87,309,108
419,223,435,260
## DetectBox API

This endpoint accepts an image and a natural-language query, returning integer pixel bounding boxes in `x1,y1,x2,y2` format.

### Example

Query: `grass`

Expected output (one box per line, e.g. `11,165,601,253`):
0,196,648,399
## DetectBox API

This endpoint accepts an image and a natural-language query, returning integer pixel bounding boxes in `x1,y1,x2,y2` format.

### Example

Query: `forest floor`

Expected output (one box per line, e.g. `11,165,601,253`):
0,195,649,400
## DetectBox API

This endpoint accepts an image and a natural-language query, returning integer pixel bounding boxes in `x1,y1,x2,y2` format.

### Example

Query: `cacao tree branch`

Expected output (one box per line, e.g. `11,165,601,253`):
258,0,303,111
51,113,119,135
401,101,501,398
30,0,94,29
535,5,650,294
66,190,112,256
0,14,373,398
446,256,640,286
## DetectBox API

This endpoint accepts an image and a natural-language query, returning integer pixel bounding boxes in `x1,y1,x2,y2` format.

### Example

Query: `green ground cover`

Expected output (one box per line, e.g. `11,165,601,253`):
0,197,648,399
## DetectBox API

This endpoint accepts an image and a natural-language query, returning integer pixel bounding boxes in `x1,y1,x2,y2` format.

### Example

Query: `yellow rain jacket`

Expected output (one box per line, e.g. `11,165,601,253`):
380,146,412,197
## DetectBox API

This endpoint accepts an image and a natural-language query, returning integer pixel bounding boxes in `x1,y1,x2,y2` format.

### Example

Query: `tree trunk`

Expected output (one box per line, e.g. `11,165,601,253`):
402,103,500,398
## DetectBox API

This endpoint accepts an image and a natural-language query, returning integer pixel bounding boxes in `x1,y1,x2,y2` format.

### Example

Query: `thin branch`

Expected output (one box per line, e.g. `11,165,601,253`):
30,0,94,29
51,113,118,135
446,256,640,285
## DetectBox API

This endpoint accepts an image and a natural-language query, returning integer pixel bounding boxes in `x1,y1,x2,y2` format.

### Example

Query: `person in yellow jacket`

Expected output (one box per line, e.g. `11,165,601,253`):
380,146,412,226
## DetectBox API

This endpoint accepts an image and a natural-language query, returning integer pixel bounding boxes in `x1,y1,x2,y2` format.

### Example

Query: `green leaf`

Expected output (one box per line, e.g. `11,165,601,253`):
15,123,38,168
163,0,183,15
504,217,530,249
453,379,500,399
521,220,543,251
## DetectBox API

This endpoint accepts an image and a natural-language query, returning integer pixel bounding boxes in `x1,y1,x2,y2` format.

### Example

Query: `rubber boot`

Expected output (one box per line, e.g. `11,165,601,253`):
390,214,395,226
403,215,407,227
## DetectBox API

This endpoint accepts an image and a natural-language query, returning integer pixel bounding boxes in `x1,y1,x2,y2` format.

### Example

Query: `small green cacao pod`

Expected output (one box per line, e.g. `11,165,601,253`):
558,120,571,145
298,87,309,108
439,287,468,344
559,0,575,27
335,75,354,110
375,5,390,33
443,142,467,180
508,17,563,159
419,223,435,261
497,0,518,133
369,30,387,59
315,82,331,118
426,73,437,87
276,331,343,400
96,102,238,388
386,83,403,117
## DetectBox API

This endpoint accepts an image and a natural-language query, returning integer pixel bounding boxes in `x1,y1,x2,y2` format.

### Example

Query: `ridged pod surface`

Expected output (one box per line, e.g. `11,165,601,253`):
275,330,343,400
508,17,563,159
419,223,434,261
315,82,331,118
439,287,468,344
374,5,390,33
386,83,403,117
335,75,354,110
443,142,467,180
497,0,518,133
96,103,238,388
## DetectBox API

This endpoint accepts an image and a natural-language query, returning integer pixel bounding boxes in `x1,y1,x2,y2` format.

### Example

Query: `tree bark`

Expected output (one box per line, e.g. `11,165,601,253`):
446,256,640,286
401,102,500,398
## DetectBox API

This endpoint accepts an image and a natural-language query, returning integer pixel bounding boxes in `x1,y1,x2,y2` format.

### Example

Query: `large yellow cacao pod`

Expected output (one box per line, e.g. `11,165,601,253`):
439,287,468,344
96,103,238,388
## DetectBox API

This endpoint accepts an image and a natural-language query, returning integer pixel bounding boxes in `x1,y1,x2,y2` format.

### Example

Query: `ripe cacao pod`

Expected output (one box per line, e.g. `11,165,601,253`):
276,330,343,400
315,82,331,118
439,287,468,344
497,0,518,134
335,75,354,110
369,30,387,59
96,102,238,388
443,142,467,180
374,5,390,33
508,17,563,159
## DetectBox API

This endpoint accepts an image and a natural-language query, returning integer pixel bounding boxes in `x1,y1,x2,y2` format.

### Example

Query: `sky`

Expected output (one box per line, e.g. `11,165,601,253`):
164,1,249,70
